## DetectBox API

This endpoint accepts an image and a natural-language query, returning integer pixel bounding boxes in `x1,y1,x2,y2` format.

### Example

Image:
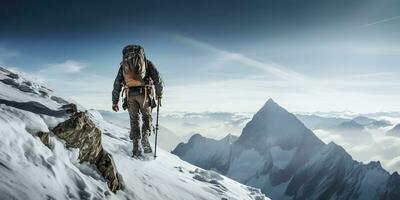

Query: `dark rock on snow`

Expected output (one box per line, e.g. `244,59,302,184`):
48,111,122,192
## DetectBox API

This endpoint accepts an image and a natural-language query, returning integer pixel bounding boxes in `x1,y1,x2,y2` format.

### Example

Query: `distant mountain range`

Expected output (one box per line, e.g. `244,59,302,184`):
173,99,400,200
297,113,392,131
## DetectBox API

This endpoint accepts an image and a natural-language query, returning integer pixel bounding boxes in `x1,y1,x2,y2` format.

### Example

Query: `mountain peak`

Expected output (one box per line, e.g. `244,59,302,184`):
258,98,287,115
237,99,324,149
261,98,280,110
221,134,238,144
265,98,277,105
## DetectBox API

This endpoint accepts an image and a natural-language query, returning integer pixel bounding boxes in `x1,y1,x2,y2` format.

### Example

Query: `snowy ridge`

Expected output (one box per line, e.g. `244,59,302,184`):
171,133,237,173
0,67,269,200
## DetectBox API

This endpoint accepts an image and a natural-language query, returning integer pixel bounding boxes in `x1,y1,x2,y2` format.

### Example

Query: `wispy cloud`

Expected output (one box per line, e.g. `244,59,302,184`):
161,34,400,113
42,60,87,73
360,15,400,28
172,34,305,81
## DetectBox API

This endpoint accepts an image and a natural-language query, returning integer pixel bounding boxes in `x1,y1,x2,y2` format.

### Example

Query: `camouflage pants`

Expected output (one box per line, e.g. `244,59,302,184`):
127,92,153,155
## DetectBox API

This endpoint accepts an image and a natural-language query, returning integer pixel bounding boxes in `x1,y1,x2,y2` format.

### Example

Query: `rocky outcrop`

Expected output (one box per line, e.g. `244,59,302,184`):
37,131,49,146
96,150,122,192
52,112,103,163
50,111,121,192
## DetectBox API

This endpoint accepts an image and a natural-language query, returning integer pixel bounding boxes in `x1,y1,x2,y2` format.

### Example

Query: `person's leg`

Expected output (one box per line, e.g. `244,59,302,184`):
127,95,142,156
138,94,153,154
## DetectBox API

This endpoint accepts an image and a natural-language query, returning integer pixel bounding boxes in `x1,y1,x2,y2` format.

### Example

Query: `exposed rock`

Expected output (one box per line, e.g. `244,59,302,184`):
0,78,36,94
51,111,121,192
52,112,102,163
23,81,32,86
96,150,121,192
6,72,19,79
39,90,49,97
61,103,78,115
51,96,70,105
0,67,11,73
37,131,49,146
18,84,35,93
0,78,18,87
0,99,73,118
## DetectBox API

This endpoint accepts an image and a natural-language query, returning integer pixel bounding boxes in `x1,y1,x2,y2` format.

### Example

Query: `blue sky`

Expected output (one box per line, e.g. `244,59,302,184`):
1,0,400,113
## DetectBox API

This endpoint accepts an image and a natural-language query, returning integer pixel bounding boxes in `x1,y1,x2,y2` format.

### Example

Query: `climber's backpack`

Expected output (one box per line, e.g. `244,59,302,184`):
121,45,147,87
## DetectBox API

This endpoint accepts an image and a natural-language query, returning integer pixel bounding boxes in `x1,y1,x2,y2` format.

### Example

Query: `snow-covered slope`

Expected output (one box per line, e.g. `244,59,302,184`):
172,134,237,173
173,99,400,200
0,67,269,200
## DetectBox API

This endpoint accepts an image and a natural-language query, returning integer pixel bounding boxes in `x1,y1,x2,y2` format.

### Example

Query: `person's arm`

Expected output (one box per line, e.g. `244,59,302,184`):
112,65,124,111
147,60,164,98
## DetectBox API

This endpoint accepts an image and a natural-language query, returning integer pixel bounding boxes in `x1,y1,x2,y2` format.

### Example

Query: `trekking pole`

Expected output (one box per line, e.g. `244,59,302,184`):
153,97,161,159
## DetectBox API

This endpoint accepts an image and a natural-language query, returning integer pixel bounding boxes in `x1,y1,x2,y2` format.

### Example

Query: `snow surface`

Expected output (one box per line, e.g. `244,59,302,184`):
0,67,269,200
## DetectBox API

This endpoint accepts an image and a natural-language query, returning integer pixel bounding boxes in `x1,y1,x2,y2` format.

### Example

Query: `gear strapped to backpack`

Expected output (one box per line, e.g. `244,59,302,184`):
122,45,147,87
120,45,156,110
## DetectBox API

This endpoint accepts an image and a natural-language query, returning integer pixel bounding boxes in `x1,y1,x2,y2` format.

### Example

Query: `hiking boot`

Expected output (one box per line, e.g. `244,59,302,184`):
141,137,152,154
132,139,144,157
132,150,144,158
143,145,152,154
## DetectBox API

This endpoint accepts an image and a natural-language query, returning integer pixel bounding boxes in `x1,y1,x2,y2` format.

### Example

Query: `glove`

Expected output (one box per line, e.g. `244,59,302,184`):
112,104,119,112
157,96,162,107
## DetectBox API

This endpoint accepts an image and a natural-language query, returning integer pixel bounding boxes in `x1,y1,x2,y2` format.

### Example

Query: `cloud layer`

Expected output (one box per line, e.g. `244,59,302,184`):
313,115,400,173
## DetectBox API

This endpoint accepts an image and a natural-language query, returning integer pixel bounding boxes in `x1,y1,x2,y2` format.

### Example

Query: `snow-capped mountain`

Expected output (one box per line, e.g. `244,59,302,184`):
172,134,238,173
0,67,269,200
173,99,400,200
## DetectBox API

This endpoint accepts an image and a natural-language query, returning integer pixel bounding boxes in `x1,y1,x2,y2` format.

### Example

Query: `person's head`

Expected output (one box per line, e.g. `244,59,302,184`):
122,44,146,71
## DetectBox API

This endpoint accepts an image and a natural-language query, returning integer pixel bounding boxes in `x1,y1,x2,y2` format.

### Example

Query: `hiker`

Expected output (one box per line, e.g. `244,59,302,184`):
112,44,163,157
